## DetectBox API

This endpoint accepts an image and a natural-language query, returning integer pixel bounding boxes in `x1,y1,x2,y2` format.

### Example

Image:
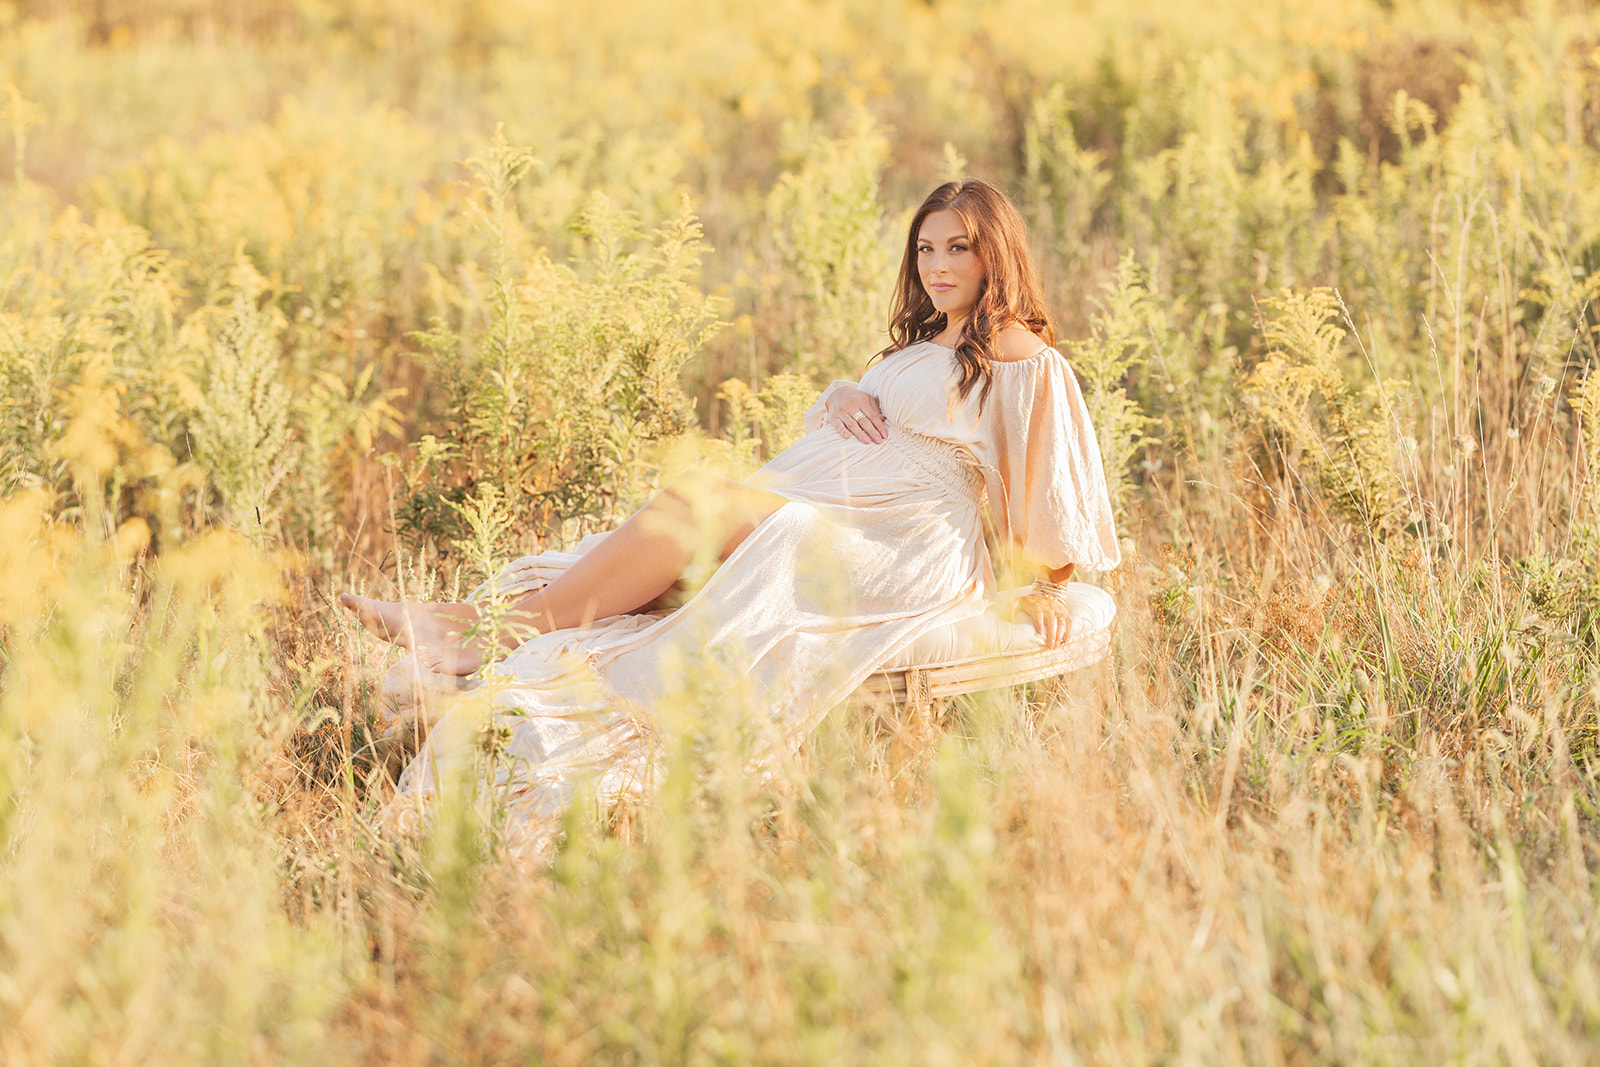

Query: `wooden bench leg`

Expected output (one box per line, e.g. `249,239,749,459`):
905,667,931,724
887,668,936,783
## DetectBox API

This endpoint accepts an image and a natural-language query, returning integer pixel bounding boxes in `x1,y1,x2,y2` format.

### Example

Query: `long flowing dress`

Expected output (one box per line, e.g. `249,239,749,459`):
382,340,1121,859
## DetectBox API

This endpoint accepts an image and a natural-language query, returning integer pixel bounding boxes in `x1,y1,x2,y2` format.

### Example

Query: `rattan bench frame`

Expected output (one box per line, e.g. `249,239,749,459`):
853,631,1113,715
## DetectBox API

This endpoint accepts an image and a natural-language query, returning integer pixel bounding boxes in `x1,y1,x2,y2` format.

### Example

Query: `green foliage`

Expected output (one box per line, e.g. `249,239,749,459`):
752,372,820,454
448,481,515,586
715,377,765,470
0,194,396,553
408,136,726,556
1522,523,1600,656
1245,288,1407,530
1024,84,1113,278
1066,253,1159,519
717,371,821,468
0,204,191,531
1125,56,1317,325
766,115,893,382
187,259,296,538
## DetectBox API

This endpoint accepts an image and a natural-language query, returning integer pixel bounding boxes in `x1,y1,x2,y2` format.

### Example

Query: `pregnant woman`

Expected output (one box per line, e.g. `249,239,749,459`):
342,178,1121,858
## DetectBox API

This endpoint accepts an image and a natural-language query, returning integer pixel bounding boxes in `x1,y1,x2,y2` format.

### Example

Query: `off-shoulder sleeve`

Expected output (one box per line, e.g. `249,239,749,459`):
976,351,1121,571
803,380,857,434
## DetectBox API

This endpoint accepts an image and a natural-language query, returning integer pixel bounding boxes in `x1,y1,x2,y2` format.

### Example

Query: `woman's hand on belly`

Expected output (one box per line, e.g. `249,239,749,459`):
824,385,888,444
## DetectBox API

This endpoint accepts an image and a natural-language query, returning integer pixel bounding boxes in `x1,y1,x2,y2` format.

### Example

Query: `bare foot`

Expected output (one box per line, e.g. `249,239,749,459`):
415,643,489,677
339,593,480,653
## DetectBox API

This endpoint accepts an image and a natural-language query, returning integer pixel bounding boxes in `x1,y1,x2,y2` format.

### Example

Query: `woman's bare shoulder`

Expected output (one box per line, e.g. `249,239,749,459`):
991,323,1052,363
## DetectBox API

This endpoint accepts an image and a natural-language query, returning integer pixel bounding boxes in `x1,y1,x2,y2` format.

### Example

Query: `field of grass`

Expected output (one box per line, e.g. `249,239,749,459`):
4,0,1600,1061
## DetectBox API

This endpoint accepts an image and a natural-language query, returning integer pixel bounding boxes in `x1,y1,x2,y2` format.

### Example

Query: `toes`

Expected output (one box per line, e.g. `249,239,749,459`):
416,648,448,673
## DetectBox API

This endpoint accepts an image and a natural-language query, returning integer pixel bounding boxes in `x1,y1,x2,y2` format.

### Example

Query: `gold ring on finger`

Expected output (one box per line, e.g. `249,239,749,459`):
850,411,869,422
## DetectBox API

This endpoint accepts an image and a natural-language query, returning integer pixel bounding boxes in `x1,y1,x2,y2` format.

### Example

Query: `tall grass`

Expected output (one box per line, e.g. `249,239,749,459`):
3,0,1600,1061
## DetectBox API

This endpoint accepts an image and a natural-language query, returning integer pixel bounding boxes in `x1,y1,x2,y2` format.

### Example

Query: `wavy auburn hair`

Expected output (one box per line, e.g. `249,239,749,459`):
880,178,1055,407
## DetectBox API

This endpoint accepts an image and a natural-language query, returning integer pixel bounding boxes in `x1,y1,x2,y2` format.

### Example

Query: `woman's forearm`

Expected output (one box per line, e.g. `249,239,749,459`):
1042,562,1076,585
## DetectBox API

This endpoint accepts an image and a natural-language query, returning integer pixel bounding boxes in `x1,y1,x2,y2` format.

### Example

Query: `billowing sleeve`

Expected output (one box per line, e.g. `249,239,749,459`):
977,352,1122,571
803,380,857,434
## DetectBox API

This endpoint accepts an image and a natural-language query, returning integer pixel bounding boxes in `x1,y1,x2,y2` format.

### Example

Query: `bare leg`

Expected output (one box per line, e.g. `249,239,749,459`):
342,473,787,675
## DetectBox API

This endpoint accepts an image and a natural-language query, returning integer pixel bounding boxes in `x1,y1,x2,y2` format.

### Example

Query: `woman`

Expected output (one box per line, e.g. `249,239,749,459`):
343,178,1120,858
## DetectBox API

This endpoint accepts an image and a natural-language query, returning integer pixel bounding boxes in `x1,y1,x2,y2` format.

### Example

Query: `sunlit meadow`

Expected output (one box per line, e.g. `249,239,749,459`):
3,0,1600,1061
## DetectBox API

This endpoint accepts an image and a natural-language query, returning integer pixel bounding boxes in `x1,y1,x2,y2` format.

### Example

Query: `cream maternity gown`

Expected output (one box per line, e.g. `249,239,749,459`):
384,341,1121,859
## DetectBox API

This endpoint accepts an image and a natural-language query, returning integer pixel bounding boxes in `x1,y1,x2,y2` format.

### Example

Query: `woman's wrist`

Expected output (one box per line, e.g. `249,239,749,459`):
1030,562,1076,604
1029,576,1071,606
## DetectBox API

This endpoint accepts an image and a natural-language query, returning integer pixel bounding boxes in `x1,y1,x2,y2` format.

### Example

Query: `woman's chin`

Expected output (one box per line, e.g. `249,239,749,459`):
928,299,972,319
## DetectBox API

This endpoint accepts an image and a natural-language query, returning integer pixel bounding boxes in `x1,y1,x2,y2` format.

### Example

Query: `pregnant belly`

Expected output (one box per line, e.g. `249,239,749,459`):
751,425,983,511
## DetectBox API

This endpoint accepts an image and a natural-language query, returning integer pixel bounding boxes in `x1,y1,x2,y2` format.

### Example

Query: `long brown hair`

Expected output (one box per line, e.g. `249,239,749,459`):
880,178,1055,407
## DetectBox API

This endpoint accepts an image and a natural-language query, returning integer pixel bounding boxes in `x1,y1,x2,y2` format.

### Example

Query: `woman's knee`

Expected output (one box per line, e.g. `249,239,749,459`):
639,472,735,551
659,469,732,506
654,471,783,555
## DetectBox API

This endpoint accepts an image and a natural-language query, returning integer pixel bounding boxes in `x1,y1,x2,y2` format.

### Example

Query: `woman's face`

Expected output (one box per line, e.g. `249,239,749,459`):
917,209,984,322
